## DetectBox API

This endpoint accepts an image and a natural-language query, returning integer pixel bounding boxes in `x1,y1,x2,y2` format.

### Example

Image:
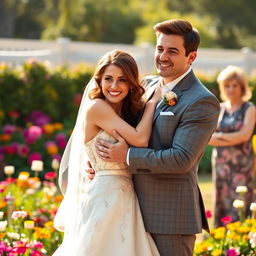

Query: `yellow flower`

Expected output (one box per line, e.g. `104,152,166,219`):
252,134,256,154
211,249,222,256
44,221,53,228
33,227,51,239
238,226,251,233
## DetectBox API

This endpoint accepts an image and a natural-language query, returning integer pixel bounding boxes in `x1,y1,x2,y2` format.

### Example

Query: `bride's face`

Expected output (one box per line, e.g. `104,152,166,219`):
101,64,130,107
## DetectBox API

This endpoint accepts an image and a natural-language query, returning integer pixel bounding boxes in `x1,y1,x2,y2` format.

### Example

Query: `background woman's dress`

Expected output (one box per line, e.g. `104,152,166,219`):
212,102,255,227
53,130,159,256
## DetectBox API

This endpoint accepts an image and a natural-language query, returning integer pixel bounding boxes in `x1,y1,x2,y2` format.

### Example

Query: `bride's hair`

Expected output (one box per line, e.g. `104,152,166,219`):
88,50,145,126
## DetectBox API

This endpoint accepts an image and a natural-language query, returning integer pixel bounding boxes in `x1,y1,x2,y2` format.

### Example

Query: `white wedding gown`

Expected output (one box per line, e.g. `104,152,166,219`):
53,130,159,256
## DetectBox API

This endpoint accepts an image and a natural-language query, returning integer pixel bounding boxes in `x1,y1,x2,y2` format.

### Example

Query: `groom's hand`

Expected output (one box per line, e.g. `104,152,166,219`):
85,161,95,181
95,130,128,163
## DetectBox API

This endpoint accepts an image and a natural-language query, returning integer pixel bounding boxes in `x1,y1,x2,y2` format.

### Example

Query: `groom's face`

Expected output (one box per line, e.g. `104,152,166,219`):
154,33,196,84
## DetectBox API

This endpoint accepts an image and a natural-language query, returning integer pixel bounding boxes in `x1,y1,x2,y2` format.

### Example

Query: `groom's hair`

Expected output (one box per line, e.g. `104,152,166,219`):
154,19,200,56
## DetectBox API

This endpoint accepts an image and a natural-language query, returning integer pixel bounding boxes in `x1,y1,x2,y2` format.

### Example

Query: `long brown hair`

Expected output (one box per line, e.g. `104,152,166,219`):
88,50,145,125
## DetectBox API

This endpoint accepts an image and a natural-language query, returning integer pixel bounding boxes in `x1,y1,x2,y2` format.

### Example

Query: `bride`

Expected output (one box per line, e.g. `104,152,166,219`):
53,50,161,256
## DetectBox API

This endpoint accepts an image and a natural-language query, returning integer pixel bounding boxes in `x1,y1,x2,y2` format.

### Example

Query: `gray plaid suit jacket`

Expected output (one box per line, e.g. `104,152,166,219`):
130,70,220,235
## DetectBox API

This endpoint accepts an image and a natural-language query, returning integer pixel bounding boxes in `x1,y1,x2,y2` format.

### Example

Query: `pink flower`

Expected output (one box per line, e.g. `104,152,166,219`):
205,210,212,218
221,215,232,225
12,241,29,254
44,172,56,180
226,248,239,256
17,144,30,157
27,126,43,140
11,210,28,220
30,250,43,256
28,152,42,165
32,241,43,249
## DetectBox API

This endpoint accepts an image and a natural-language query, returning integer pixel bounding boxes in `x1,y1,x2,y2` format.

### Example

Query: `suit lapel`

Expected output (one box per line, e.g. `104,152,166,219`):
152,70,197,122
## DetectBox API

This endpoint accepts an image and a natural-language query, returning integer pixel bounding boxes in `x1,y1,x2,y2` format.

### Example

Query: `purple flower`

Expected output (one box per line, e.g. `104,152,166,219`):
2,124,16,134
52,154,61,162
24,110,51,126
56,133,67,149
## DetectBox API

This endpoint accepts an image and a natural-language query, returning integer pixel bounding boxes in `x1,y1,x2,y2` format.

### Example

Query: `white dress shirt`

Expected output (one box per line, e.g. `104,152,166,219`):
126,67,192,165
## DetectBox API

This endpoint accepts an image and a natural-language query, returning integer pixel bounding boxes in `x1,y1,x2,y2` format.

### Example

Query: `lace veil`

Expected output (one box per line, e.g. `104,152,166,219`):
53,78,96,234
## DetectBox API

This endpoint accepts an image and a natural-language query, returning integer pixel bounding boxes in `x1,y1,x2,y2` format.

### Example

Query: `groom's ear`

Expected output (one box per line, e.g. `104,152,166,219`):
188,51,197,65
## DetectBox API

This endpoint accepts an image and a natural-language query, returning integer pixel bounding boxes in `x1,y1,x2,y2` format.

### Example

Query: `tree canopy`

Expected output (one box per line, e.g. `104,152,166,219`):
0,0,255,50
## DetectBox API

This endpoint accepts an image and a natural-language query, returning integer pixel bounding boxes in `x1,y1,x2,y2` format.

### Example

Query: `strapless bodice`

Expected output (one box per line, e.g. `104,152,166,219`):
84,130,129,173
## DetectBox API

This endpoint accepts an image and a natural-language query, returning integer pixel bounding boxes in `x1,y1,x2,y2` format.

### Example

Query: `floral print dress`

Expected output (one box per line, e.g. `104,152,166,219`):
212,101,255,227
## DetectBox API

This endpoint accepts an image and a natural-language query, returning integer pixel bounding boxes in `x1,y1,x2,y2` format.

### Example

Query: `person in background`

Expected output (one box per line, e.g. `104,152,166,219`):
208,65,256,227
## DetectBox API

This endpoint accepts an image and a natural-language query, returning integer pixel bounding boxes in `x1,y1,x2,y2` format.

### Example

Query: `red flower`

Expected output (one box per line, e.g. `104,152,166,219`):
205,210,212,218
221,215,232,225
9,110,20,119
44,172,56,180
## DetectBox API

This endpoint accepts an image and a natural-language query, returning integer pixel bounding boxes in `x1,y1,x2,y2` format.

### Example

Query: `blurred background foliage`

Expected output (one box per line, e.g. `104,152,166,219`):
0,0,256,50
0,61,256,174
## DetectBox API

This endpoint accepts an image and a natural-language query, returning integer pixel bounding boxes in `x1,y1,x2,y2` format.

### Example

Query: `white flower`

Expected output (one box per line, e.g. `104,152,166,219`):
236,186,248,193
26,188,36,195
51,159,60,170
31,160,43,171
4,165,15,175
233,199,245,208
161,91,178,106
7,232,20,240
0,211,4,220
249,232,256,248
0,220,7,231
250,202,256,211
11,210,28,220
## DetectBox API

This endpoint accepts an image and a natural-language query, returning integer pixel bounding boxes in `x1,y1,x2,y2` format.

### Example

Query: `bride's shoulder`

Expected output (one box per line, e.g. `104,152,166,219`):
87,98,113,114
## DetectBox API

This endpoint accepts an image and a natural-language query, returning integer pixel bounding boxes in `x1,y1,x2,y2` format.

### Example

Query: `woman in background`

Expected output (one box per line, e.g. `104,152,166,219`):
209,65,256,227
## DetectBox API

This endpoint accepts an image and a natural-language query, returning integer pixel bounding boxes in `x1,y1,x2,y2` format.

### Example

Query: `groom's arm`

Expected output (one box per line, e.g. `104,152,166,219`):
129,95,220,174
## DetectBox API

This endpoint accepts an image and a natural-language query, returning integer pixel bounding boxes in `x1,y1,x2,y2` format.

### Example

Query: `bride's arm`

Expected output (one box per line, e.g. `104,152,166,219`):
87,89,161,147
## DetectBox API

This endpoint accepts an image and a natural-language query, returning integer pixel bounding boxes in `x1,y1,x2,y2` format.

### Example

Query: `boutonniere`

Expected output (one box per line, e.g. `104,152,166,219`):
161,91,178,107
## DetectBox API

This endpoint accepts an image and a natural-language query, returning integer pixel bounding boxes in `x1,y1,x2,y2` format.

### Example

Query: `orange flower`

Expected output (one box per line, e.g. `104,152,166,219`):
0,233,6,239
0,134,11,142
42,124,55,134
0,201,7,208
53,122,63,130
46,144,59,155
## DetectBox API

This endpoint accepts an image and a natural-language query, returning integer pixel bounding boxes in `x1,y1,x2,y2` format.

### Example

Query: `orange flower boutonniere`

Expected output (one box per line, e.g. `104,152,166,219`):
161,91,177,107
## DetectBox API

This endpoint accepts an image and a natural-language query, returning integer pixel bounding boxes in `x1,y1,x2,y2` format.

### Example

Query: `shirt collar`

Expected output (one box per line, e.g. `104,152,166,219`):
161,67,192,93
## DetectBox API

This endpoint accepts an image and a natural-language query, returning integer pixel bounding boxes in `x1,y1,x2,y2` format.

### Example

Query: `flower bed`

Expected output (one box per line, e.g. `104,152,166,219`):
0,170,63,256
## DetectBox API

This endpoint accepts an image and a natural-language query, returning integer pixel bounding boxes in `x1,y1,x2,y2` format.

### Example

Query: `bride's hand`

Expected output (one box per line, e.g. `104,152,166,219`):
150,86,162,104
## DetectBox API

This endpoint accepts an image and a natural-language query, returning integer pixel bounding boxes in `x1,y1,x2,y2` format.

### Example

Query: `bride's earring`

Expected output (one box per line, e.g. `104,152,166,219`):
130,88,133,93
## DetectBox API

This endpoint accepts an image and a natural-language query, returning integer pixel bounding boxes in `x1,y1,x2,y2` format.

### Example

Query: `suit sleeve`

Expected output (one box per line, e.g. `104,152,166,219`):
129,95,220,174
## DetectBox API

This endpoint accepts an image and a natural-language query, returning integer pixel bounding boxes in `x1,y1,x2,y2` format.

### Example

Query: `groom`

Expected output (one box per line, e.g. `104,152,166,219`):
94,19,220,255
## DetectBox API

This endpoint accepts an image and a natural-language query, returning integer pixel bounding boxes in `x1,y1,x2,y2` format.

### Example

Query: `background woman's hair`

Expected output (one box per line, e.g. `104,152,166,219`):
217,65,252,101
88,50,145,126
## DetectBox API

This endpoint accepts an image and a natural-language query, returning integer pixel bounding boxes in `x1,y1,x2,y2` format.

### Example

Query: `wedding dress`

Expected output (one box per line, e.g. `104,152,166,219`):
53,130,159,256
